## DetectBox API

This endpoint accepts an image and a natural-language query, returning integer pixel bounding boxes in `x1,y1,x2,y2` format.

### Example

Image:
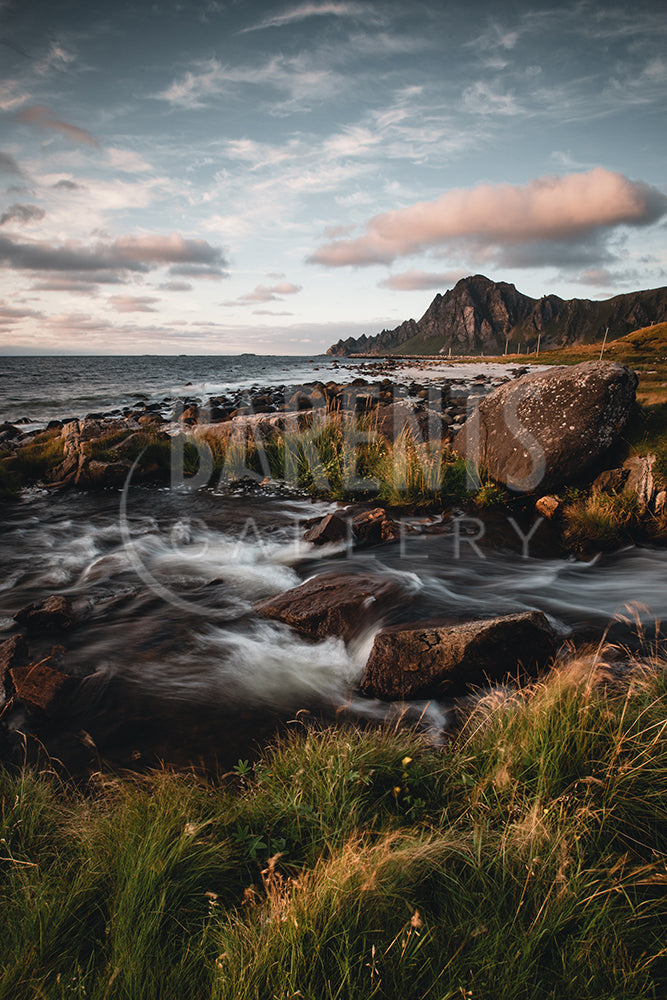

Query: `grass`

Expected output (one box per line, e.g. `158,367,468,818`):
2,650,667,998
197,413,474,508
562,489,642,551
527,322,667,405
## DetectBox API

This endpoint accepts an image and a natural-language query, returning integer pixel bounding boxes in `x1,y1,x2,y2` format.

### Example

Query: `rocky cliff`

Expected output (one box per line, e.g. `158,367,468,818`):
326,275,667,356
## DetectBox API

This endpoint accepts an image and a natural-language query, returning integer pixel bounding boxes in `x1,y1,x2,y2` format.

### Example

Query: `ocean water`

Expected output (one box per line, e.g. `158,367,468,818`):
0,354,539,424
0,354,367,424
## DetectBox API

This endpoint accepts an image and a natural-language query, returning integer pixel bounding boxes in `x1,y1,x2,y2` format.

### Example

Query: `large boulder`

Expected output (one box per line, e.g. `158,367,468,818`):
360,610,557,699
452,361,638,493
255,572,413,641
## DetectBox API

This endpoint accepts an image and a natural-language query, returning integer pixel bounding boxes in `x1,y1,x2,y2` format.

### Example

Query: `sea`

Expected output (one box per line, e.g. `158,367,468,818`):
0,353,533,425
0,354,356,425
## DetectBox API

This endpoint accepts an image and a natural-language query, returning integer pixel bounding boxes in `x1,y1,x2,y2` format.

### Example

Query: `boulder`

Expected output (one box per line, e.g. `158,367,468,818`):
452,361,638,493
83,459,132,487
303,512,349,546
375,401,449,444
351,508,401,547
14,595,72,633
591,467,630,495
0,634,30,707
622,454,657,510
10,647,74,714
535,496,562,519
255,572,412,641
360,610,557,700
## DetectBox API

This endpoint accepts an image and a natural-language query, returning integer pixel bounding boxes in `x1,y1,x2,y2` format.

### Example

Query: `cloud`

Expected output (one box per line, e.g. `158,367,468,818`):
252,309,294,316
30,279,100,294
0,203,45,226
168,264,228,279
0,80,28,112
309,169,667,267
379,268,469,291
34,42,76,76
106,147,153,173
573,268,615,286
156,54,341,110
158,280,192,291
226,281,303,305
0,151,24,176
0,302,43,322
0,231,227,276
461,80,521,116
240,2,371,32
109,295,159,313
17,106,100,148
51,178,84,191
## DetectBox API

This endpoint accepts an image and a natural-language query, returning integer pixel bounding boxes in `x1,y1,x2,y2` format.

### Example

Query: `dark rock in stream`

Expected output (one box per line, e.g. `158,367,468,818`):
360,610,557,700
0,634,29,706
10,646,75,715
14,595,73,633
255,572,412,641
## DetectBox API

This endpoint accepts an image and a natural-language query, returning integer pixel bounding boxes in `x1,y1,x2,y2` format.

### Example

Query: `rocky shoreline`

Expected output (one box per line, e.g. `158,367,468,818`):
1,359,666,774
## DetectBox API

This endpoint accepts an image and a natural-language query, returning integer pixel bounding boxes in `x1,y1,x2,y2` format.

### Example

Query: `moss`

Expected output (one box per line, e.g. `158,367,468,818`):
3,429,64,487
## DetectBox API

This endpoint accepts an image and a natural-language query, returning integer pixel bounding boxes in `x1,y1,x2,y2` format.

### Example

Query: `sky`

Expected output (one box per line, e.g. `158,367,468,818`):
0,0,665,355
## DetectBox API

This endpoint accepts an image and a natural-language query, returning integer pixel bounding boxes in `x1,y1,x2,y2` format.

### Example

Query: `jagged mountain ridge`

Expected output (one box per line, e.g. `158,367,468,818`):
327,275,667,356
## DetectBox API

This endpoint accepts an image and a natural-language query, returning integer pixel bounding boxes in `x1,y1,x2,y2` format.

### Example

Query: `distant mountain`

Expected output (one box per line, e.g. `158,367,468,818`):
326,275,667,356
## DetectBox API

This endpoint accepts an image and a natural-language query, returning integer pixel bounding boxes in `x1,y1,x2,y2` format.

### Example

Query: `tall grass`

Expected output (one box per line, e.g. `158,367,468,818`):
562,489,641,550
2,651,667,998
196,413,472,506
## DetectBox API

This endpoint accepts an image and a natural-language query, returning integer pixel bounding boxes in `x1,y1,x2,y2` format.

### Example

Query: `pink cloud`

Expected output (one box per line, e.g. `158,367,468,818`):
379,268,469,291
109,295,159,313
236,281,303,303
309,169,667,267
17,106,100,147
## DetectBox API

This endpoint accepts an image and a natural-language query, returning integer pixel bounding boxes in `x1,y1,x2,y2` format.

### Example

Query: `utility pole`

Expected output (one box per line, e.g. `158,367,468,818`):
599,326,609,361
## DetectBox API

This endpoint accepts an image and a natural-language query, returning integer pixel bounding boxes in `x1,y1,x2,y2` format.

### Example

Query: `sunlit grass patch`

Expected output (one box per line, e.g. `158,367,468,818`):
562,489,641,550
2,652,667,997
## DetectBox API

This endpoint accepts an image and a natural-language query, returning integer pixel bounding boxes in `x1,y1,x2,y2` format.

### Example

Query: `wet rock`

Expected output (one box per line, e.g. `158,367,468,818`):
0,422,21,439
84,459,132,487
656,491,667,516
452,361,638,493
535,496,562,519
255,572,411,641
178,405,199,425
360,610,557,700
10,647,74,714
351,507,401,547
303,512,349,546
591,467,630,495
138,413,164,427
0,634,29,707
14,595,73,633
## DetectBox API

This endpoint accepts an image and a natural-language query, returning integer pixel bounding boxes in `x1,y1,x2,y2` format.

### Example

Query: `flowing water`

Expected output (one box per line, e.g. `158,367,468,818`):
1,355,665,767
2,485,665,751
